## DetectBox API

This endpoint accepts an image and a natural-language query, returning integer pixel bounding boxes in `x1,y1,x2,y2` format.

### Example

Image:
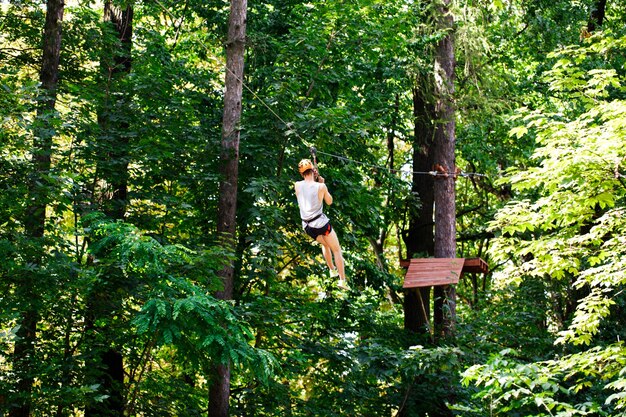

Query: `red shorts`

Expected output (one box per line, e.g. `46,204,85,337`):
305,222,332,240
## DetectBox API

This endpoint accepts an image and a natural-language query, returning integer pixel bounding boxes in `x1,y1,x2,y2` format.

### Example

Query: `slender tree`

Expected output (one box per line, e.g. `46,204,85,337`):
209,0,247,415
9,1,64,416
96,1,133,220
432,0,456,338
85,2,133,416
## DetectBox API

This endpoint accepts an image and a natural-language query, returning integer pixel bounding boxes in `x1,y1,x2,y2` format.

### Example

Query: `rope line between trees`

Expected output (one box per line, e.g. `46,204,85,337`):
235,65,488,179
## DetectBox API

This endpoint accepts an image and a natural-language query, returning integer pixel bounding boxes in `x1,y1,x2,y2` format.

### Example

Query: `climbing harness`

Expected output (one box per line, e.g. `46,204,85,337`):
302,213,322,226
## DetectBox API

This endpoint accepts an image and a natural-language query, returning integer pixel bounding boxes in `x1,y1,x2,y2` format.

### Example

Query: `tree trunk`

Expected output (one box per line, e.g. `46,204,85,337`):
587,0,606,32
96,1,133,219
84,4,133,417
402,84,435,335
10,1,64,416
432,0,456,339
209,0,247,415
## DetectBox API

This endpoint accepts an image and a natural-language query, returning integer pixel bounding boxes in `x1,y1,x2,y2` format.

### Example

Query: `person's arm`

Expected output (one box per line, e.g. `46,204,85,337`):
324,186,333,205
317,177,333,205
294,182,299,197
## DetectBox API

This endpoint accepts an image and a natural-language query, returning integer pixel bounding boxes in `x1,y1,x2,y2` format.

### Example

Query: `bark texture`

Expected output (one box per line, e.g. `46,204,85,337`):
209,0,247,416
432,0,457,338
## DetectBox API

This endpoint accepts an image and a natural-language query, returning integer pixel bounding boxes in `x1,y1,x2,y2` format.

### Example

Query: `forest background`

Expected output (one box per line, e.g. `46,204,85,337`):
2,0,626,416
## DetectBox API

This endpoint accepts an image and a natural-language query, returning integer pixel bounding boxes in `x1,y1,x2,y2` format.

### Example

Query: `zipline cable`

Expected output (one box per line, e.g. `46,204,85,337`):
154,0,488,179
230,65,488,178
235,65,488,179
312,148,487,178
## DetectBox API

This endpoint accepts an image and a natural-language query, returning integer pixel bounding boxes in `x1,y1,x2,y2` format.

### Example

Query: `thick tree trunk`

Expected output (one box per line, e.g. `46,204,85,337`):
85,4,133,417
432,0,456,339
209,0,247,416
10,1,64,416
403,84,435,335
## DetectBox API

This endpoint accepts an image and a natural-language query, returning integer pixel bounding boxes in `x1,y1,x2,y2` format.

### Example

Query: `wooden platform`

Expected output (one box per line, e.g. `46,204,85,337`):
402,258,488,289
462,257,489,274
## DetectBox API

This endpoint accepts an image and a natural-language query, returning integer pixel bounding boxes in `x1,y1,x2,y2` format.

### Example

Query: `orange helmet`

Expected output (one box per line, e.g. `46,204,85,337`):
298,159,314,175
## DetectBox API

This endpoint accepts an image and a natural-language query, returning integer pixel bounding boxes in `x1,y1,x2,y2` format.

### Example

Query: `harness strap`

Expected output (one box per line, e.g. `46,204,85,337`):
302,213,322,225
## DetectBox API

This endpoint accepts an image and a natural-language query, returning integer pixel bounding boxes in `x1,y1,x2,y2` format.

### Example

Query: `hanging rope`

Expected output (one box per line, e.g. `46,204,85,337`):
154,0,488,179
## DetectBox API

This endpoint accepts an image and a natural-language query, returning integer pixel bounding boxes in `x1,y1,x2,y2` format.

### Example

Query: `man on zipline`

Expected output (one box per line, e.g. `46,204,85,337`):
295,159,347,290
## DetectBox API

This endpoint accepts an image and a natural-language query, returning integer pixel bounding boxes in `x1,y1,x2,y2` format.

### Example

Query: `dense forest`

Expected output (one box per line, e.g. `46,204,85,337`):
2,0,626,415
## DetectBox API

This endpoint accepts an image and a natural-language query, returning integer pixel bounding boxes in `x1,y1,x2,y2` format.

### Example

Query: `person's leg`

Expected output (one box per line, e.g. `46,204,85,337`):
320,230,345,281
316,235,335,271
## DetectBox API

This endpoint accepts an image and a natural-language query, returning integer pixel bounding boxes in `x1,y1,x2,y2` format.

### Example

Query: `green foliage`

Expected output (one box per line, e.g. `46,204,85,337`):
467,26,626,417
83,215,276,409
463,344,626,416
6,0,626,415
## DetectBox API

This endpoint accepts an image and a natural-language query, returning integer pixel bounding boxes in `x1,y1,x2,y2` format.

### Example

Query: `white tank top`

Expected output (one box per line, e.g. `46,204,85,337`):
296,180,329,229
